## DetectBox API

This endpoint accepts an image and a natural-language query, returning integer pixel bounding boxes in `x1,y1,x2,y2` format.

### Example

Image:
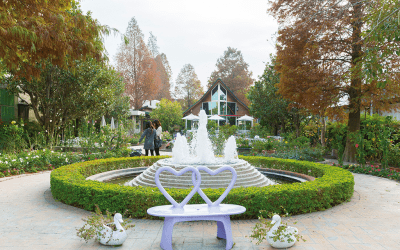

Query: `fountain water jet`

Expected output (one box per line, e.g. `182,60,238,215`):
126,110,274,188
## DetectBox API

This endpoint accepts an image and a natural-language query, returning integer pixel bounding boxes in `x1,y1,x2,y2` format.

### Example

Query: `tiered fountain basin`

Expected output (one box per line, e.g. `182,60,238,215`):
50,156,355,219
126,159,273,188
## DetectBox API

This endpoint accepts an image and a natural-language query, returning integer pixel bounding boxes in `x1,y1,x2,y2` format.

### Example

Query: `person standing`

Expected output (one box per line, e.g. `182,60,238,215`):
137,121,156,156
153,119,162,156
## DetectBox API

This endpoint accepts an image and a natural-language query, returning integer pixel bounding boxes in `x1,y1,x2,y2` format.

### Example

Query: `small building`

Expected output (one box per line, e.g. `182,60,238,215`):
1,86,38,122
183,79,251,127
129,100,160,133
0,87,17,122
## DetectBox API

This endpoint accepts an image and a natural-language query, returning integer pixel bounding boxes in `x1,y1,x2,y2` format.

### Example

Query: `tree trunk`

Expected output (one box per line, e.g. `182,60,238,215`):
343,1,363,163
343,108,360,162
294,114,300,138
74,118,80,137
320,116,326,147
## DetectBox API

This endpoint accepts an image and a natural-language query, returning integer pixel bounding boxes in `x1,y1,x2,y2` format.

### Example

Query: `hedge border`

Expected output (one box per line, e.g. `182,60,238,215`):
50,156,354,219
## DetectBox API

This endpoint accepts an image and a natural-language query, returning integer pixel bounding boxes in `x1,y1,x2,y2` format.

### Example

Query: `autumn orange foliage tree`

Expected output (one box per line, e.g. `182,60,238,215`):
115,18,161,109
0,0,110,79
268,0,400,162
147,32,172,100
208,47,253,105
153,53,172,100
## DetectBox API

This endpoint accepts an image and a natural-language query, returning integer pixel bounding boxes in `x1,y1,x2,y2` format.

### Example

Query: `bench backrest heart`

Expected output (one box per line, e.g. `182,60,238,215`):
192,166,237,207
155,166,201,208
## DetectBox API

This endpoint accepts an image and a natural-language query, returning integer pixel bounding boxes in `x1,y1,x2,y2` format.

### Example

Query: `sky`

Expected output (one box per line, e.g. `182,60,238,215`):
80,0,279,91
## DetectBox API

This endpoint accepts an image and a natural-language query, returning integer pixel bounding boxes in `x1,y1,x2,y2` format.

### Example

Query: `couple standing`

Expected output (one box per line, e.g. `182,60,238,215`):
137,119,162,156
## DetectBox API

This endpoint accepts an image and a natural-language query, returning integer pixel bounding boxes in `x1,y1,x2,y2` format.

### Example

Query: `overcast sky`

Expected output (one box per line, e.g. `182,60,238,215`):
80,0,279,90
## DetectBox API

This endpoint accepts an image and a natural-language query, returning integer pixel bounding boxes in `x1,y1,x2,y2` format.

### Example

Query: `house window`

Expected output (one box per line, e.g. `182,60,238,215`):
227,102,236,115
210,102,218,115
202,102,209,115
220,86,227,101
211,86,218,101
205,83,239,117
220,102,226,115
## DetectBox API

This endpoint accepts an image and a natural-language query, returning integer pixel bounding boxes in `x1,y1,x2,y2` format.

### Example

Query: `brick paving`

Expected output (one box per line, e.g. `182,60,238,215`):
1,163,400,249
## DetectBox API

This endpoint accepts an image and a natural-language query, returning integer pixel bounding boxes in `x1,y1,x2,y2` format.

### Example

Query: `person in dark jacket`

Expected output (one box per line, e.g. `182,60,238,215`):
137,122,156,156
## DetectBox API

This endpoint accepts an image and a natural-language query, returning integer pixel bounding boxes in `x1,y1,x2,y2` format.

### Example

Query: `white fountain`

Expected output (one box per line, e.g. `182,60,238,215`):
126,110,274,189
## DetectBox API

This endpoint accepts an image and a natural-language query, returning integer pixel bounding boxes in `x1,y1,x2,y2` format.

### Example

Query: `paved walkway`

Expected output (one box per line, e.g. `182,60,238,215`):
1,163,400,249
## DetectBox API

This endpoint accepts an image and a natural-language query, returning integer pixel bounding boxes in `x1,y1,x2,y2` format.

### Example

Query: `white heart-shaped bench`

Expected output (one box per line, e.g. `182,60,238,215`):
148,165,246,250
192,166,237,207
155,166,201,209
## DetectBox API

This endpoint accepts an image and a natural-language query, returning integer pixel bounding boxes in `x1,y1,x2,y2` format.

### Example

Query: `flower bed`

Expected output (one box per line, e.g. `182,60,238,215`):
333,163,400,181
0,148,131,178
50,156,354,219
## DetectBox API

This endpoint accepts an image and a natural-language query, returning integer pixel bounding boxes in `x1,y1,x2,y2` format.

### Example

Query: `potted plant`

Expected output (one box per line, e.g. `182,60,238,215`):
249,211,305,249
77,205,134,246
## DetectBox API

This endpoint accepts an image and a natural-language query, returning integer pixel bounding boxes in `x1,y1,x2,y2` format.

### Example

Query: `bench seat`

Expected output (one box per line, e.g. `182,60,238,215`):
148,204,246,217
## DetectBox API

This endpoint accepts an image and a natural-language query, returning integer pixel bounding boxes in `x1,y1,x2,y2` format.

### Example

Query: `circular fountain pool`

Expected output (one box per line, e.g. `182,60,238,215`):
88,166,309,186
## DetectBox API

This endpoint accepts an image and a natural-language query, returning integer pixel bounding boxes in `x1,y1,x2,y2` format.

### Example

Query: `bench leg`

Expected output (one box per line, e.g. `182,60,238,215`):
160,217,176,250
217,221,226,239
218,216,233,250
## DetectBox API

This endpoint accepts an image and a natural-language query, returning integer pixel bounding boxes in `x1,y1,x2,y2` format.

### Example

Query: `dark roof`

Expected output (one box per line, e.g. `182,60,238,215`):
139,106,153,111
183,78,249,115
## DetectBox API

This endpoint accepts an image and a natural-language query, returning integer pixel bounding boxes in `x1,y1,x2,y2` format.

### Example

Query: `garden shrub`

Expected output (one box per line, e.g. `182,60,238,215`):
0,120,28,153
50,156,354,219
289,136,311,147
22,121,45,147
388,143,400,168
268,146,324,162
251,140,274,153
302,121,320,145
327,115,400,166
250,123,270,138
219,124,238,139
236,138,251,148
208,124,238,155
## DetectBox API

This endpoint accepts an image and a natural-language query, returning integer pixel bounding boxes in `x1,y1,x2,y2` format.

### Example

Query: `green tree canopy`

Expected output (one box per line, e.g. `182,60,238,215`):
150,99,183,133
247,57,306,136
5,57,128,143
362,0,400,88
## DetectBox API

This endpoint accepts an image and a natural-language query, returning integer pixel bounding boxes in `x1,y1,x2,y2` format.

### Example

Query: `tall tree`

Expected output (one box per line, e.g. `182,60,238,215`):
174,64,204,110
146,32,172,100
208,47,253,104
115,18,160,109
0,0,113,79
154,53,172,100
147,32,159,58
268,0,400,162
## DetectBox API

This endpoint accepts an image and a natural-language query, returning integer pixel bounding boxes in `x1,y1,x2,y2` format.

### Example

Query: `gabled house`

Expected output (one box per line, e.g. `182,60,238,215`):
183,79,251,126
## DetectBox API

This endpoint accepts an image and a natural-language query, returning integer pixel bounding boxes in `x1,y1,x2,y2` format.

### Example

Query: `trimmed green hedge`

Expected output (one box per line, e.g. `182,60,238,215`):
50,156,354,219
